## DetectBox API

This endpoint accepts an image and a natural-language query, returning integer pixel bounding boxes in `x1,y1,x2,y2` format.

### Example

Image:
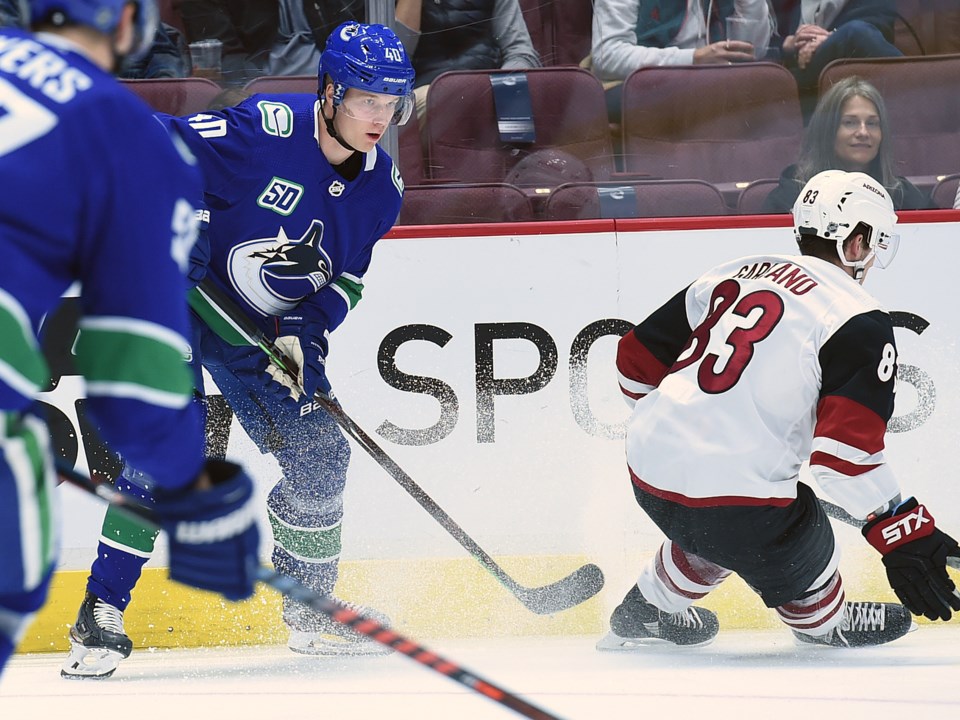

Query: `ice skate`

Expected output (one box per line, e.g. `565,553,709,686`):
284,595,394,656
60,592,133,679
792,601,914,648
596,584,719,650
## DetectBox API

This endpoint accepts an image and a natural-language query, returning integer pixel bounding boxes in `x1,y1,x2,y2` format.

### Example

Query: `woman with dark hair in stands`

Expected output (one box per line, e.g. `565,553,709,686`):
763,75,931,213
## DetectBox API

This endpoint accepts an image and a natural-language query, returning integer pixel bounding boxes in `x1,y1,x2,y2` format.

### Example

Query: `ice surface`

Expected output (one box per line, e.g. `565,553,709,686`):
3,627,959,720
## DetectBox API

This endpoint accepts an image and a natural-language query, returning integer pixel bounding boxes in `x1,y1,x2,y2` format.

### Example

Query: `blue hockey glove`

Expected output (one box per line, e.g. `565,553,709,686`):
264,313,331,402
152,459,260,602
863,497,960,621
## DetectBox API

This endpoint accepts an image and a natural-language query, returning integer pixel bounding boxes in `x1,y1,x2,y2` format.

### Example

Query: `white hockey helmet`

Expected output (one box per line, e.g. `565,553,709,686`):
793,170,900,279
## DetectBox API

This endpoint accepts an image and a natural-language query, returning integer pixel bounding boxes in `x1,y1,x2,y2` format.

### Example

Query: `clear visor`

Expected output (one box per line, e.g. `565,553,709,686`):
338,91,414,126
871,231,900,269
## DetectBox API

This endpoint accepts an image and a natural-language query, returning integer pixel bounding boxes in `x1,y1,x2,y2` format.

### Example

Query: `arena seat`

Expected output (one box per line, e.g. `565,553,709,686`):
424,67,615,183
931,174,960,209
736,178,782,215
397,183,536,225
120,77,224,116
619,63,804,187
542,180,728,221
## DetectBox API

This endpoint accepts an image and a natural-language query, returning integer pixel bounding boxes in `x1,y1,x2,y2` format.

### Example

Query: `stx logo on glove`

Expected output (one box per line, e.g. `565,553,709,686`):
880,506,932,545
865,501,937,553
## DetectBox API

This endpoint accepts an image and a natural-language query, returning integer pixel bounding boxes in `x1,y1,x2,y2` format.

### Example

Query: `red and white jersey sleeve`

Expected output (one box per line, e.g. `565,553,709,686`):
621,254,901,515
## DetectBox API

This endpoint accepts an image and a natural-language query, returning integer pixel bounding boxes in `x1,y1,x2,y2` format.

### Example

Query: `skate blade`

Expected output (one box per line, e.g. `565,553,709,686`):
288,630,393,657
60,644,124,679
595,631,715,651
595,631,672,651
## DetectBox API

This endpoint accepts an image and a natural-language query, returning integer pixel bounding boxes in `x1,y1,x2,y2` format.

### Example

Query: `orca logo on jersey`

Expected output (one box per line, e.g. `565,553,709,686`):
226,220,334,316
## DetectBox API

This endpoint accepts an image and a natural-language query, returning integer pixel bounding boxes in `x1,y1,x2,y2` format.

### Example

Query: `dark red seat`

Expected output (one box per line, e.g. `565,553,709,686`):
736,178,782,215
819,55,960,179
397,183,535,225
931,174,960,209
542,180,728,221
424,67,615,183
620,63,804,186
120,77,223,116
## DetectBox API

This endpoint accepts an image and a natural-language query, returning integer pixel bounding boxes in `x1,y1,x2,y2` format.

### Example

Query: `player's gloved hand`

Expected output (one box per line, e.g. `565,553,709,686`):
264,313,331,403
152,459,260,602
862,497,960,621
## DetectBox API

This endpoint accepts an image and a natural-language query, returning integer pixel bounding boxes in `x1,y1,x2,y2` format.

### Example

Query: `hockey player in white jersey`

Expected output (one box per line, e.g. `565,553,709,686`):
600,170,960,650
0,0,260,681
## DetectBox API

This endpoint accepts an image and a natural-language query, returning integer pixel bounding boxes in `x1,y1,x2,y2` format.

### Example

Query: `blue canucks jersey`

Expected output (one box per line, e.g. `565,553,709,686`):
0,28,205,489
159,92,405,337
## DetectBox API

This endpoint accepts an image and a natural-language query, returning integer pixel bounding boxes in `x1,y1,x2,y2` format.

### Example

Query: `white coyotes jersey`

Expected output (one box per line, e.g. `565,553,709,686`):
619,253,901,518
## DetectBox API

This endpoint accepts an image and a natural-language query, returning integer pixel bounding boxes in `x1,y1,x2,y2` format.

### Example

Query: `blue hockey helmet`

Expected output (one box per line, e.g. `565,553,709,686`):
24,0,159,59
319,21,415,126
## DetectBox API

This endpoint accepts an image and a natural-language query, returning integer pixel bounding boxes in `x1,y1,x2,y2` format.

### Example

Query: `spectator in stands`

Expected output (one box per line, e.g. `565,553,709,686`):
401,0,541,124
0,0,21,26
120,22,190,78
762,76,930,213
178,0,279,84
770,0,903,122
591,0,774,122
269,1,420,77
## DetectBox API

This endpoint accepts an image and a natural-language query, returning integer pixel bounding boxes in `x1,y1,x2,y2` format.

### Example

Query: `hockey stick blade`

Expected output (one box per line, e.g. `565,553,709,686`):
192,279,605,614
820,497,960,570
510,562,605,616
54,460,569,720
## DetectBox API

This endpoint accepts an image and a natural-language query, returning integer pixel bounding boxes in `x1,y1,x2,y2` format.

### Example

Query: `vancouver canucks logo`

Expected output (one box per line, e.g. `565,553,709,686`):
226,220,333,316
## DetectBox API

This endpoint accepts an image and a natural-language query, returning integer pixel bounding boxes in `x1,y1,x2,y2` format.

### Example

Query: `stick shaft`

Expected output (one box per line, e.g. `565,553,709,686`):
193,279,603,613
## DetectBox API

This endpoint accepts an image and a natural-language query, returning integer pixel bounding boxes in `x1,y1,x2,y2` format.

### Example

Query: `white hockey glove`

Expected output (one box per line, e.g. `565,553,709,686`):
264,314,331,403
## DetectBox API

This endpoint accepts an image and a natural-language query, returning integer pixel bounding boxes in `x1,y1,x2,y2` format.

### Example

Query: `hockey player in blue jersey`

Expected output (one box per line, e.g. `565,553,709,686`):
0,0,260,681
60,20,415,676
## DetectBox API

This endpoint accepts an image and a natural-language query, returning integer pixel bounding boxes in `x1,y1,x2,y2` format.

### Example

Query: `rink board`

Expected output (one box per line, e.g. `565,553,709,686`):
22,214,960,652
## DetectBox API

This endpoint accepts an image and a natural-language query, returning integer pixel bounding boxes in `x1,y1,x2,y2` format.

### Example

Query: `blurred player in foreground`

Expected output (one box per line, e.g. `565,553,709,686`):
0,0,259,681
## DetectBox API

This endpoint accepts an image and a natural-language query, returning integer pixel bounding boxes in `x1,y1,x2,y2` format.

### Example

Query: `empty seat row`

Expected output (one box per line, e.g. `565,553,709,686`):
396,174,960,226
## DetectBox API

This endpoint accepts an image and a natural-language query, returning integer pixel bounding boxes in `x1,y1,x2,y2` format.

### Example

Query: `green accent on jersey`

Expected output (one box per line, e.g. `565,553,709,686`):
20,419,53,568
268,511,342,563
258,100,294,138
333,276,364,310
3,412,57,583
0,302,49,395
101,502,160,554
75,322,193,400
187,287,253,347
391,161,404,196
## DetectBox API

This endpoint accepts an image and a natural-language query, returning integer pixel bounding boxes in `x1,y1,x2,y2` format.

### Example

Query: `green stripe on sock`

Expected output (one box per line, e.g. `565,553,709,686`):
269,512,341,562
101,502,160,553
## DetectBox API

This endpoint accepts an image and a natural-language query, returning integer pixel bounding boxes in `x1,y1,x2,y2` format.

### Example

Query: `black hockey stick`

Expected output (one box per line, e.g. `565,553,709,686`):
190,279,604,615
54,459,568,720
819,497,960,570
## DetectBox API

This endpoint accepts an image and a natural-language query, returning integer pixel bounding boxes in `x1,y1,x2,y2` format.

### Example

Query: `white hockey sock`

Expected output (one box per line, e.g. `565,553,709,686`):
637,539,732,614
776,570,846,637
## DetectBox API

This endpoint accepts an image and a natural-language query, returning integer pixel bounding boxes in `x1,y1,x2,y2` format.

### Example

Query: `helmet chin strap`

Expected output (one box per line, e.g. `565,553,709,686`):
321,102,360,154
